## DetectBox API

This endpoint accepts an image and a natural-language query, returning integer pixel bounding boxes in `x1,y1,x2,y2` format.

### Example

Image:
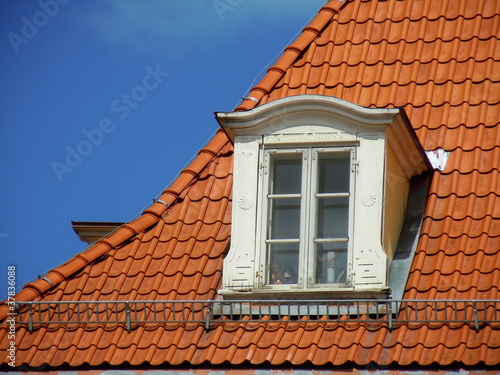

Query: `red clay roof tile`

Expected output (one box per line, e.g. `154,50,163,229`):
1,0,500,370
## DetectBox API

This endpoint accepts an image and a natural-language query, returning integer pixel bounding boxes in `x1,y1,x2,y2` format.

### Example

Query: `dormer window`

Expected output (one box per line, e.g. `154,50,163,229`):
216,95,430,298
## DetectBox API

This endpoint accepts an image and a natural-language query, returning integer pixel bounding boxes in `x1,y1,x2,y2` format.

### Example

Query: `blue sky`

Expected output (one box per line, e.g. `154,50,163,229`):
0,0,327,298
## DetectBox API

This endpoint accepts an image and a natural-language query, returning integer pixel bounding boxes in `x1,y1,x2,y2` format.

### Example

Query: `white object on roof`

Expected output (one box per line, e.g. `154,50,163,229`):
425,148,450,171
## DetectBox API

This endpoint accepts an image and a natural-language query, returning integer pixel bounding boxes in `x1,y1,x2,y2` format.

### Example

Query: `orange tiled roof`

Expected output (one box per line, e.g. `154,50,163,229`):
1,0,500,369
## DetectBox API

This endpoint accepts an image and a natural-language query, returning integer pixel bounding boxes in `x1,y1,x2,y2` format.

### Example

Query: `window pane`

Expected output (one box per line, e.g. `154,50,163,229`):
272,158,302,194
317,197,349,238
269,198,301,239
318,153,350,193
315,243,348,284
268,243,299,285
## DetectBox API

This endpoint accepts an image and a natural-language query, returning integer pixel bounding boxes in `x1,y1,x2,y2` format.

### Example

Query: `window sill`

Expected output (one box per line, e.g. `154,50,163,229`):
219,287,391,301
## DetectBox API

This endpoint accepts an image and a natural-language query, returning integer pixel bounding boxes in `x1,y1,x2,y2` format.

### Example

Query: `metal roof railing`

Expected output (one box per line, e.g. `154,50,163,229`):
4,299,499,333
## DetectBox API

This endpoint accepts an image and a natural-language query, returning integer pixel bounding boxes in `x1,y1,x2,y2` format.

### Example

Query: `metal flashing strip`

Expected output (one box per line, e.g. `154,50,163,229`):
153,198,169,208
389,174,430,302
40,276,54,287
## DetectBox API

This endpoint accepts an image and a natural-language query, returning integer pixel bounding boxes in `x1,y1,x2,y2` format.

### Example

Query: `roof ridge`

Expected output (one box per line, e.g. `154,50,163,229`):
0,130,230,321
236,0,347,112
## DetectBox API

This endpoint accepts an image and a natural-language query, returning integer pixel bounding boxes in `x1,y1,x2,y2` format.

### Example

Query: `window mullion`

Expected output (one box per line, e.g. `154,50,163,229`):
347,148,357,286
305,148,318,288
296,149,309,288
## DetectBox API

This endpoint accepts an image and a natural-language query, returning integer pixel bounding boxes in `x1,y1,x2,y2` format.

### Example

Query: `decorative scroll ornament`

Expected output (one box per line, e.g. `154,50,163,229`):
238,195,254,210
361,193,376,207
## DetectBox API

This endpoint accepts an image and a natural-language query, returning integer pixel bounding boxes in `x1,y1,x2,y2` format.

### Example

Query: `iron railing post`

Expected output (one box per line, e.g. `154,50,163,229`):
125,301,131,332
28,302,33,333
205,303,211,331
473,300,479,332
387,300,393,331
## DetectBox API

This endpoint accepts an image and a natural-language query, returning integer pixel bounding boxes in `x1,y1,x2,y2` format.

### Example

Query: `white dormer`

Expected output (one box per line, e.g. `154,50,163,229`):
216,95,430,298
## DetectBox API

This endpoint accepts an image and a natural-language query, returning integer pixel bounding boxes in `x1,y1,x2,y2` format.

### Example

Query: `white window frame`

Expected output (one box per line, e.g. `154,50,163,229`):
257,146,357,290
